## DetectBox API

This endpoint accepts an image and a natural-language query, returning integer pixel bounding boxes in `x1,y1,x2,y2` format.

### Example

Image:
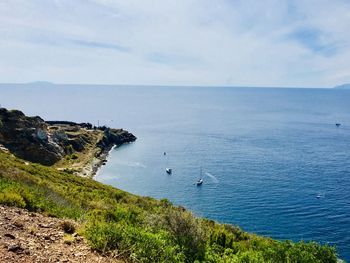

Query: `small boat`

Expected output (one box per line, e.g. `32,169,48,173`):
335,123,341,127
166,168,172,174
316,194,322,199
196,167,203,186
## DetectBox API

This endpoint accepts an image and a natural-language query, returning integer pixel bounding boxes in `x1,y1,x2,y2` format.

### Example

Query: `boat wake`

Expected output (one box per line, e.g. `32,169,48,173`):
205,172,219,183
116,160,147,168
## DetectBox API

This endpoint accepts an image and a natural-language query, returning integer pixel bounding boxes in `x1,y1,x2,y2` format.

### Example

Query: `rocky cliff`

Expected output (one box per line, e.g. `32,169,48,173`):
0,108,64,165
97,128,137,149
0,108,136,166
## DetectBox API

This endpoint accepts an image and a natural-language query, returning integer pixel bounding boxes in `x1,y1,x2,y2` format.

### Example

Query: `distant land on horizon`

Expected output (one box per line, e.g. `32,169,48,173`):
0,82,337,89
334,83,350,89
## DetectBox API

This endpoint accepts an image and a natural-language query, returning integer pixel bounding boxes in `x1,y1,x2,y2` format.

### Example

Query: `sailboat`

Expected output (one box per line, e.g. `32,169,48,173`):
196,167,203,186
165,153,172,174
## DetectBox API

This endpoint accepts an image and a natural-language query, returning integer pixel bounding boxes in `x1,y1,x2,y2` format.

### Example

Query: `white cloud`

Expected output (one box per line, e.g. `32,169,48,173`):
0,0,349,87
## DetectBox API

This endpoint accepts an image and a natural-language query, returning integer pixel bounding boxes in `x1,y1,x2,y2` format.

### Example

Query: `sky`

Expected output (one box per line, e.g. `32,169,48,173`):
0,0,350,87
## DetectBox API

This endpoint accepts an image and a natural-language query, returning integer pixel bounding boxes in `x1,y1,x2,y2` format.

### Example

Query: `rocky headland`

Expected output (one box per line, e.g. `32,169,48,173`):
0,108,136,177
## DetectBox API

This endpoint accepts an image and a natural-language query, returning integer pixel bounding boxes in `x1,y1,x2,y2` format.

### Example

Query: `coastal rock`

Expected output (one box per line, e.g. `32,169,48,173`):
0,108,136,167
0,108,63,165
97,128,137,149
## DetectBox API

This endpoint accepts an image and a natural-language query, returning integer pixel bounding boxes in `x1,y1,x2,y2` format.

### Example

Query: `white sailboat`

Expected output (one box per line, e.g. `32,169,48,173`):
196,167,203,186
165,153,172,174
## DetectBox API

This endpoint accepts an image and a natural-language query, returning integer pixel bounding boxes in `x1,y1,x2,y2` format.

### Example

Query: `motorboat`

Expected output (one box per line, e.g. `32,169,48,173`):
166,168,172,174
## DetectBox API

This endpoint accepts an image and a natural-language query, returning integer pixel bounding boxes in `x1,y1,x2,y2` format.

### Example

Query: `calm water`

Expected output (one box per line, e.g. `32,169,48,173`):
1,84,350,260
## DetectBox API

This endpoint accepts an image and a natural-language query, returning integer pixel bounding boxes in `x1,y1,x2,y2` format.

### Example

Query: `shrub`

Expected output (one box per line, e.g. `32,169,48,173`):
123,227,184,262
0,190,26,207
63,234,75,245
65,145,74,155
160,198,172,208
85,221,124,252
61,220,76,234
237,250,265,263
282,241,337,263
164,208,207,262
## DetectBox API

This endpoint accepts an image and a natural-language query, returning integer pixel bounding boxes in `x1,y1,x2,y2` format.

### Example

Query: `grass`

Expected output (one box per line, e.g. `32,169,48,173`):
0,150,339,262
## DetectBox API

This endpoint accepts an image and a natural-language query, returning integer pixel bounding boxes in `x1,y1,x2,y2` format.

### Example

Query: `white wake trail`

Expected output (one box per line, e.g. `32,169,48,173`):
205,172,219,183
116,160,147,168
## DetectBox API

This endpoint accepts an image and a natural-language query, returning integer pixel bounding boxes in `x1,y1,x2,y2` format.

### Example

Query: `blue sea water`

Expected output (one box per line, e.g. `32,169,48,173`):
1,84,350,260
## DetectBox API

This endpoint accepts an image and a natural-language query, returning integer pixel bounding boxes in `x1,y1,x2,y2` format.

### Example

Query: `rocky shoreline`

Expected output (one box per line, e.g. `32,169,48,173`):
81,144,118,178
80,127,136,178
82,145,115,178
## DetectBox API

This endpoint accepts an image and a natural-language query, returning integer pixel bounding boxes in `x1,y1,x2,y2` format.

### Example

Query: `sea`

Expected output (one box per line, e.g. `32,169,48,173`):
1,84,350,260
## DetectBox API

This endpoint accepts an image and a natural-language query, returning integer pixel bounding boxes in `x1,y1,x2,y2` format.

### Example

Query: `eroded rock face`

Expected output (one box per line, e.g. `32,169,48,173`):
0,108,64,165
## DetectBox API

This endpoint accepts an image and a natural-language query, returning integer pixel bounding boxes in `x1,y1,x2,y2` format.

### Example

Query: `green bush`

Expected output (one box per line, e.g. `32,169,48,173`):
65,145,74,155
85,221,184,262
164,208,207,262
85,221,124,252
0,190,26,207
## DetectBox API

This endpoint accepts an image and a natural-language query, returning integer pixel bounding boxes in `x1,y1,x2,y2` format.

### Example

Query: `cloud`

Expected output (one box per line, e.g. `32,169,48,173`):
68,39,130,52
0,0,349,87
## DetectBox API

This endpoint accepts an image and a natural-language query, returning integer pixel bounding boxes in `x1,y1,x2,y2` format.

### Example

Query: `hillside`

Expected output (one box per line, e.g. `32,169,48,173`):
0,109,339,262
0,205,120,263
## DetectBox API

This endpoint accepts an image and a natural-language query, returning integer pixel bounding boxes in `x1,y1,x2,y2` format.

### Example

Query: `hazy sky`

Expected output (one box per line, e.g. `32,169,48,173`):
0,0,350,87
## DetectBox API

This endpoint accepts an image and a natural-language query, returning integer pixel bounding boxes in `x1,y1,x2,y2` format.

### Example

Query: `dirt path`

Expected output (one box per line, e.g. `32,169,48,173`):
0,206,122,263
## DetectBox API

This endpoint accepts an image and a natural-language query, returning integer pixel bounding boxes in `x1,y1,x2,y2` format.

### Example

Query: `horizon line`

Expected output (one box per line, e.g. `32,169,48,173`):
0,81,335,89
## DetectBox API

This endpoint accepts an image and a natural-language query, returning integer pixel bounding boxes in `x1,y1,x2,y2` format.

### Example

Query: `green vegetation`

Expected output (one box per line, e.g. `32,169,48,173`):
0,151,338,262
63,234,75,245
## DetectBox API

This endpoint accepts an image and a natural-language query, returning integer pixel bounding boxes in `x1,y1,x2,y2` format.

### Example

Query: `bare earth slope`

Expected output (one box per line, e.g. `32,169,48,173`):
0,205,121,263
